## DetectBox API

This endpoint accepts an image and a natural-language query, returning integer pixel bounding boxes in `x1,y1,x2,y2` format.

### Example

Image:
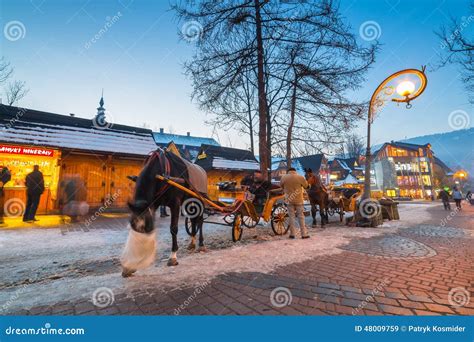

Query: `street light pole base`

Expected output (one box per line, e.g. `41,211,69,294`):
353,201,384,227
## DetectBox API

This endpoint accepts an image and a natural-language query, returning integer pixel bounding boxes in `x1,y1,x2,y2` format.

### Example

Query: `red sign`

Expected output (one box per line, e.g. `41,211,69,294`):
0,145,54,157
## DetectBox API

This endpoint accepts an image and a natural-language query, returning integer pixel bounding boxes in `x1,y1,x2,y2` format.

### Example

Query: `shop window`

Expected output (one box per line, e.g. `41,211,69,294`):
422,175,431,186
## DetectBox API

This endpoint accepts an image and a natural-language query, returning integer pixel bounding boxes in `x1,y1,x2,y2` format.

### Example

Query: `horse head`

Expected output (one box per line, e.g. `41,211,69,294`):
304,168,314,181
128,199,155,234
127,149,167,234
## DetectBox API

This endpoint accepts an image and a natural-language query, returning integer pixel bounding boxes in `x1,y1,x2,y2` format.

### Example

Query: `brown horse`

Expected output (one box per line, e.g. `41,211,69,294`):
304,168,329,227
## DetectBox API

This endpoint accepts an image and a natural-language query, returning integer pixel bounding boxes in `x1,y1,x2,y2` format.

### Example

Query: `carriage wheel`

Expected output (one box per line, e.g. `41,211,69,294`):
271,203,290,236
232,213,243,242
242,215,258,228
185,217,201,236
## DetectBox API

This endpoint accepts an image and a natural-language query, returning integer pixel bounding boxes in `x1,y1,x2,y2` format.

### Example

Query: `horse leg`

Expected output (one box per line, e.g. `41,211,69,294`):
187,218,196,251
167,203,180,266
311,201,317,227
320,200,326,227
197,215,207,252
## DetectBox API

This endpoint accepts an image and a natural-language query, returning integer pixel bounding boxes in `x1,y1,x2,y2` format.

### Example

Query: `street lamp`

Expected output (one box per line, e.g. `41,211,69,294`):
362,67,428,206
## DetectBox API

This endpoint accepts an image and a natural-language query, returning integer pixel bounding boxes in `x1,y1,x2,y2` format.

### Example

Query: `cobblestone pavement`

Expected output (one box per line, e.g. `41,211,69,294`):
2,202,473,316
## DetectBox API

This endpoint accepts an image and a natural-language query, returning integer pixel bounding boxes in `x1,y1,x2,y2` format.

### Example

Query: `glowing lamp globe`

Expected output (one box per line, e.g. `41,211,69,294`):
396,81,415,97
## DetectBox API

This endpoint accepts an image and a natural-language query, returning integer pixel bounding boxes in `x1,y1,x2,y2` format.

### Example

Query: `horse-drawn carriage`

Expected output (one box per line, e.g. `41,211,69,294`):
156,175,290,242
326,187,361,222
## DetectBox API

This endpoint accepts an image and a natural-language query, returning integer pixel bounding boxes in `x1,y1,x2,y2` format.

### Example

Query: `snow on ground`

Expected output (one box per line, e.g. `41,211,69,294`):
0,202,438,313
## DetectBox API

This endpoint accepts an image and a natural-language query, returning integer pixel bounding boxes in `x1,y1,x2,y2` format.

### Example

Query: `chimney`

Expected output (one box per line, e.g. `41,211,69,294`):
159,128,164,134
187,132,190,137
69,113,75,117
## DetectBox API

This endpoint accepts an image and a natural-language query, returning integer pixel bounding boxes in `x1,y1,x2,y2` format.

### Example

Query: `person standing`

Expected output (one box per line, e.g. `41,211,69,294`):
0,166,12,225
438,188,451,211
280,167,310,239
23,165,44,222
452,186,463,210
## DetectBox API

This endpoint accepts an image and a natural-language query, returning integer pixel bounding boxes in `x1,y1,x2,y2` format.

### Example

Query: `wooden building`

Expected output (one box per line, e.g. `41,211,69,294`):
271,154,329,184
328,157,364,187
0,99,157,214
194,144,259,202
153,129,220,161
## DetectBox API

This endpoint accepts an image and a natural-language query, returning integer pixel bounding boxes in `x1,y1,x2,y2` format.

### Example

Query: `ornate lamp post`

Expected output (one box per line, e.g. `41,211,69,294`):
363,67,428,201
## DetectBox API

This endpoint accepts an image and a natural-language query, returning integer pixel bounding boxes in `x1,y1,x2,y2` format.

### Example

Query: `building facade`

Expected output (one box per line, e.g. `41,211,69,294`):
371,141,435,199
328,157,364,187
194,144,259,202
153,129,220,161
0,99,157,214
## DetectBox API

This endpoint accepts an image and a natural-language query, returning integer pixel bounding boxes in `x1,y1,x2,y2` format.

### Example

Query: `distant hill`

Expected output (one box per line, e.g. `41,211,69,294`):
401,128,473,177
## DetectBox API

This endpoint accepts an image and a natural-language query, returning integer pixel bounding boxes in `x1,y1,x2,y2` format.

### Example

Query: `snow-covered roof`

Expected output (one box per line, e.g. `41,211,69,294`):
212,157,259,171
195,144,259,171
0,105,157,156
153,131,219,148
333,173,361,186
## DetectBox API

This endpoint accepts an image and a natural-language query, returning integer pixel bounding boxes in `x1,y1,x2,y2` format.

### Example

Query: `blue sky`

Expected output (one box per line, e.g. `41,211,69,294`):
0,0,472,150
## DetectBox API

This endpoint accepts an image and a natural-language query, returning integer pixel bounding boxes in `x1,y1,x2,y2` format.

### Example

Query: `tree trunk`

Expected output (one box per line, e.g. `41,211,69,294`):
248,107,254,154
286,74,297,168
254,0,268,179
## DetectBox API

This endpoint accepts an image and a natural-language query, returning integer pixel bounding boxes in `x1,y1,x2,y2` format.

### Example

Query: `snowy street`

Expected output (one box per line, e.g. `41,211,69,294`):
1,202,473,316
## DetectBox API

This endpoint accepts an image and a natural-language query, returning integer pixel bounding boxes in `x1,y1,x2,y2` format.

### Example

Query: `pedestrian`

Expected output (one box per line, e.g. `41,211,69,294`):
160,206,169,218
452,186,463,210
241,170,273,215
0,165,12,225
23,165,44,222
438,188,451,211
60,175,89,223
280,167,310,239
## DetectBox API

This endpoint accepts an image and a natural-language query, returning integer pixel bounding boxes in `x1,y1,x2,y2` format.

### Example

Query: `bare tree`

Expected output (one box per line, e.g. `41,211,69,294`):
0,57,13,84
174,0,377,175
436,1,474,103
344,133,365,159
0,57,28,106
5,80,29,105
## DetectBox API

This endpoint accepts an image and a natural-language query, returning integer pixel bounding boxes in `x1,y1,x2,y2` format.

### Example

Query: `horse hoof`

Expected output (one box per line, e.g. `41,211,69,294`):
197,246,208,253
122,268,136,278
167,258,179,267
187,243,196,251
311,224,317,228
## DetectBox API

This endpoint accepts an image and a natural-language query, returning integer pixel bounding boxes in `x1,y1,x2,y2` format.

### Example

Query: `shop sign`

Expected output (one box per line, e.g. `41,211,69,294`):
0,145,54,157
